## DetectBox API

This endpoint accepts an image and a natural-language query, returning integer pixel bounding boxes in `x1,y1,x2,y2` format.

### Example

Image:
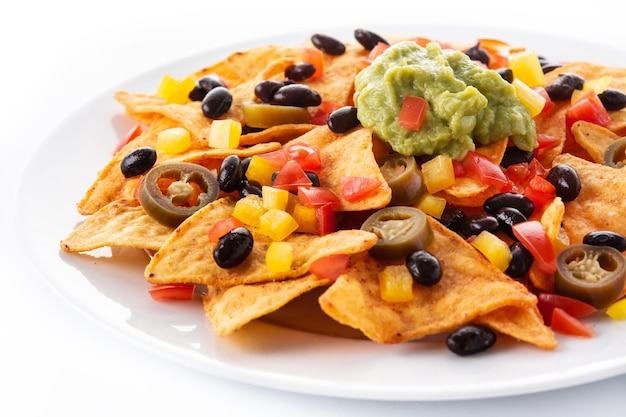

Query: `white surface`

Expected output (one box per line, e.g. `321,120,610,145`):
3,1,626,415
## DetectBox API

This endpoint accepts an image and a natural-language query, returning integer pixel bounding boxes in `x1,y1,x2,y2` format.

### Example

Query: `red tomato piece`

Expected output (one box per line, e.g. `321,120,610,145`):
273,160,312,192
512,220,557,274
302,47,324,79
309,254,349,280
550,307,595,338
315,203,337,236
452,160,468,177
398,95,428,131
310,101,341,125
148,283,195,301
113,124,143,154
537,293,598,325
284,142,322,171
259,149,289,168
366,42,390,62
565,90,611,137
532,86,555,114
464,151,509,187
208,217,244,243
523,175,556,210
340,176,382,202
297,186,341,208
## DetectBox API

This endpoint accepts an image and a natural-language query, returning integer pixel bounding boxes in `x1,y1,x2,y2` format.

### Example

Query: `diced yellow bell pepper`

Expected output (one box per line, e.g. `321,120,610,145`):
606,298,626,320
570,88,586,105
470,230,512,272
156,74,195,104
156,127,191,154
262,186,290,211
259,209,299,241
232,195,266,228
415,193,447,219
421,154,455,194
378,264,414,303
508,50,545,87
208,119,242,149
291,202,317,234
245,155,279,186
512,78,546,117
265,241,293,273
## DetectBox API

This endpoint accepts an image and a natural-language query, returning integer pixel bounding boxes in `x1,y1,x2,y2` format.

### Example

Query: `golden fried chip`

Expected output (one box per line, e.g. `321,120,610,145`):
555,153,626,244
571,120,620,164
61,200,173,252
203,274,331,336
475,306,557,350
239,124,318,146
145,197,378,287
319,218,548,347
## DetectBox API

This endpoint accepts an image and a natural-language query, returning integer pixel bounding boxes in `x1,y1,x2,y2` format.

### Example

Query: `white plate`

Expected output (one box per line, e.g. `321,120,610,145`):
16,24,626,401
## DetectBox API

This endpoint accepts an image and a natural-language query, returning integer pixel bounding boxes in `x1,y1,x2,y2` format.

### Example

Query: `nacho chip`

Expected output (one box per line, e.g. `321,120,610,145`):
145,196,378,287
571,120,620,164
61,200,173,252
319,218,548,346
203,273,331,336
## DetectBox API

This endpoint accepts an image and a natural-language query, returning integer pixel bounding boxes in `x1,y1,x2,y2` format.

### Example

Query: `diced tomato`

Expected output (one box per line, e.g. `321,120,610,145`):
464,151,509,187
532,86,555,114
301,47,324,79
565,90,611,138
284,142,322,171
452,160,468,177
309,253,350,280
512,220,557,274
550,307,595,338
315,203,337,235
398,95,428,131
340,176,382,202
536,133,561,150
537,293,597,325
523,175,556,210
297,186,341,208
259,149,289,168
208,217,244,243
148,283,195,301
362,42,389,65
272,160,312,193
113,124,143,154
310,101,341,125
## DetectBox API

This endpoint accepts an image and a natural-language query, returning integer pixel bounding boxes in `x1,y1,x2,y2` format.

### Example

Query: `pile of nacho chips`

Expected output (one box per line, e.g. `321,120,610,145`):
61,31,626,354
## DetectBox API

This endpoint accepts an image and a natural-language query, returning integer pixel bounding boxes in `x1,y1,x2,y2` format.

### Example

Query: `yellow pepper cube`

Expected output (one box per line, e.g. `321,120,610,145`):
378,264,414,303
156,74,195,104
291,203,317,234
470,230,512,272
415,193,447,219
606,298,626,320
259,209,299,241
421,154,455,194
262,186,290,211
508,50,545,87
512,78,546,117
245,155,279,186
232,195,266,228
156,127,191,154
265,241,293,273
208,119,242,149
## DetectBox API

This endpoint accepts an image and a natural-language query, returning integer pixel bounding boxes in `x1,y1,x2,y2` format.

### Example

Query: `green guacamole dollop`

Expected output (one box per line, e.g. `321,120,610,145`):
354,41,537,159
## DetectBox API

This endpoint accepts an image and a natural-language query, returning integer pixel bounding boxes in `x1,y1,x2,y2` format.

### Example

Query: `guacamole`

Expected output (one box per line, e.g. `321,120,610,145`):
354,41,537,159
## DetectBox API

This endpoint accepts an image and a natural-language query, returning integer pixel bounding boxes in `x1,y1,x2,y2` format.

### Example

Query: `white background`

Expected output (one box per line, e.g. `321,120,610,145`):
2,1,625,415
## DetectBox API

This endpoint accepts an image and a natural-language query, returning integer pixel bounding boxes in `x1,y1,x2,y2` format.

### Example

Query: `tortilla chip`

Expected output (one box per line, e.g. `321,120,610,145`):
555,153,626,244
239,124,318,146
318,218,548,346
571,120,620,164
203,274,331,336
475,306,557,350
61,200,173,252
145,197,378,287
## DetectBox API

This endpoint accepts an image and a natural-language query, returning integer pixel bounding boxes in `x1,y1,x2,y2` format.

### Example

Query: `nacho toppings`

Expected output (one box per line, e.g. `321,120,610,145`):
60,29,626,356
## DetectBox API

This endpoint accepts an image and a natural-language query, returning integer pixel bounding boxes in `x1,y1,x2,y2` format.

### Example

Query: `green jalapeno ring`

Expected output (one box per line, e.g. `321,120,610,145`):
139,162,219,227
378,154,424,206
602,136,626,168
555,243,626,309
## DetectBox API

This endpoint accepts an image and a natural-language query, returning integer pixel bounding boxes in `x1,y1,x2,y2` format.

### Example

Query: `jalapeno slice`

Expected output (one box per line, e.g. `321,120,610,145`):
139,162,219,227
555,244,626,309
377,154,424,206
602,137,626,168
360,206,433,261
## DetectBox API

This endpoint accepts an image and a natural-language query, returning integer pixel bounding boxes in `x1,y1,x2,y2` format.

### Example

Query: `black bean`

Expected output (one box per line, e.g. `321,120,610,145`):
305,171,321,187
353,28,389,51
271,84,322,107
406,250,442,287
494,207,527,240
120,146,157,178
500,146,534,168
583,230,626,252
598,88,626,111
217,155,243,193
505,241,534,278
285,62,316,82
496,68,514,83
439,208,467,234
446,324,496,356
545,73,585,101
311,33,346,55
327,106,360,133
188,75,226,101
237,180,262,198
484,192,535,218
465,42,489,66
545,163,581,202
254,80,285,103
541,62,562,74
460,213,500,238
213,227,254,268
201,86,232,119
240,156,252,177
